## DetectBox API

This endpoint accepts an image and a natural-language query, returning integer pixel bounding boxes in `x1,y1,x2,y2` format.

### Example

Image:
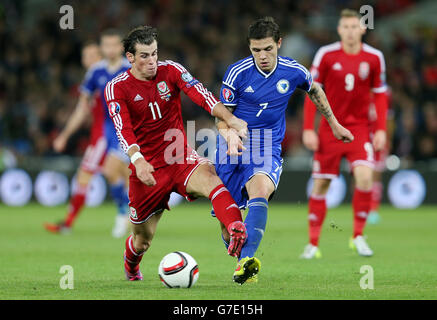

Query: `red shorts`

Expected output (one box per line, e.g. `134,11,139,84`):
312,125,374,179
80,135,107,174
128,152,210,224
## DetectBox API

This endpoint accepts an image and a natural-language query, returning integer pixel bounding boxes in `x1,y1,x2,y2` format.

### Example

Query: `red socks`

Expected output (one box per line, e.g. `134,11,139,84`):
64,186,87,227
308,195,327,246
353,188,372,237
124,235,144,274
209,184,242,228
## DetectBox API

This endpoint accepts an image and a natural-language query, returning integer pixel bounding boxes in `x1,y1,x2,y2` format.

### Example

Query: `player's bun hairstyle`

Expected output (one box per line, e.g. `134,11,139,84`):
123,26,158,54
247,16,281,44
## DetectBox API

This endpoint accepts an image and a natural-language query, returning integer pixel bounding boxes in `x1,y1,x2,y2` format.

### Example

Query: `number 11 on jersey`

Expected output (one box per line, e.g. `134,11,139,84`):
256,102,269,117
148,101,162,120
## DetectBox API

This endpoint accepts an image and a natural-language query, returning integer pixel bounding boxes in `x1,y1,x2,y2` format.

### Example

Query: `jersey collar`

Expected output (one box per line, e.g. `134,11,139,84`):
253,56,278,78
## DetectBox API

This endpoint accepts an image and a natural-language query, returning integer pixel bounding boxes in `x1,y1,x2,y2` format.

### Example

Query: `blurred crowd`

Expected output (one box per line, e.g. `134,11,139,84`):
0,0,436,165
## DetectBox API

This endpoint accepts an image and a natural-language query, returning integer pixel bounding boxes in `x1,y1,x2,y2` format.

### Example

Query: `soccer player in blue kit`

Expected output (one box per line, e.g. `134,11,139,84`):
213,17,354,284
48,29,132,237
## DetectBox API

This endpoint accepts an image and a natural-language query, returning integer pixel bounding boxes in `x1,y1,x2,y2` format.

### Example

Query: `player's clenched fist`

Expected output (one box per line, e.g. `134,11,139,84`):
330,122,354,143
133,158,156,186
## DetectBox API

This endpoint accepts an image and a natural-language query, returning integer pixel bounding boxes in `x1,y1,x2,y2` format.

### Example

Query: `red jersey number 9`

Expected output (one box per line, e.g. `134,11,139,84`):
345,73,355,91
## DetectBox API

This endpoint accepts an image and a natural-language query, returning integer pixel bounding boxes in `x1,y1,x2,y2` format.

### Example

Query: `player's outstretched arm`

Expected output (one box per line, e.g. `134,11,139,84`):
212,102,248,140
53,93,90,152
307,82,354,143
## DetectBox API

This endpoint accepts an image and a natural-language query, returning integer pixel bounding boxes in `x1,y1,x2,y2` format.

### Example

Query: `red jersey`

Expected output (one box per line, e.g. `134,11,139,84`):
304,41,387,132
104,60,219,169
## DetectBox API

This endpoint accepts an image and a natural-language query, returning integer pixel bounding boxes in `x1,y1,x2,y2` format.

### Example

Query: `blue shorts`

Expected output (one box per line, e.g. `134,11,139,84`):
211,152,283,216
104,121,129,163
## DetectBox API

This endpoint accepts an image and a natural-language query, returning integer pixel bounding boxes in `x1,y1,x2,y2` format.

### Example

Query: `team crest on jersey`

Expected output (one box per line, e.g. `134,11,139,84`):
129,207,137,220
157,81,171,101
276,79,290,94
108,102,120,117
157,81,170,94
359,62,370,80
222,88,234,103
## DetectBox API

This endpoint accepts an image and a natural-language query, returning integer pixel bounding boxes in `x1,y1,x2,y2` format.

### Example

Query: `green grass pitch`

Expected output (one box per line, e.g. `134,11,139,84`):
0,202,436,300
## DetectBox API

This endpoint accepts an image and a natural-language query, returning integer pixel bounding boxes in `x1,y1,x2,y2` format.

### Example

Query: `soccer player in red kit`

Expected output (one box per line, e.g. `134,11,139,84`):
44,42,107,234
301,9,388,258
104,26,249,281
367,88,392,224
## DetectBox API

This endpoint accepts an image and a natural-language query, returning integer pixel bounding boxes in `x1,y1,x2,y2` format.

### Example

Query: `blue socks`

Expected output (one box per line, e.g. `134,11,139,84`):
109,181,129,216
221,233,229,249
239,197,268,259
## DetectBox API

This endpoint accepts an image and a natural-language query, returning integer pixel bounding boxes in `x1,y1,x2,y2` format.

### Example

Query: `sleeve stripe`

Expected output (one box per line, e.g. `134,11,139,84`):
278,62,311,79
194,83,218,112
224,58,253,85
372,86,387,93
222,81,236,90
362,44,386,73
113,114,129,152
226,63,254,89
312,42,341,68
107,73,129,100
166,60,188,73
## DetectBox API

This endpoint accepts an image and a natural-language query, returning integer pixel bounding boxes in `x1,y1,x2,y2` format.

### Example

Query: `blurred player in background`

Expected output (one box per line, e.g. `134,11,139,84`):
44,30,131,238
214,17,353,284
301,9,388,258
105,26,249,281
367,88,392,224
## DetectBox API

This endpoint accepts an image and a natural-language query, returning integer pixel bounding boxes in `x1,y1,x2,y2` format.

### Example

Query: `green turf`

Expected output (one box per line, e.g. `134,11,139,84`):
0,202,436,300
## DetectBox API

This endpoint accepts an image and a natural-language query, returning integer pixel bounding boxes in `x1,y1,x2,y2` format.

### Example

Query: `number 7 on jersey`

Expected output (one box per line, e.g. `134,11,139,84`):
256,102,268,117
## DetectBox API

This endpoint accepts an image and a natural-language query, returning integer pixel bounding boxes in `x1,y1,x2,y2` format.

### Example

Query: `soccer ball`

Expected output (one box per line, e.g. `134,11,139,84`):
158,251,199,288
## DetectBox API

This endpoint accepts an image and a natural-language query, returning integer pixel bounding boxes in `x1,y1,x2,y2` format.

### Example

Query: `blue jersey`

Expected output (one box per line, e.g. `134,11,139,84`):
219,55,312,151
80,58,131,129
212,56,312,210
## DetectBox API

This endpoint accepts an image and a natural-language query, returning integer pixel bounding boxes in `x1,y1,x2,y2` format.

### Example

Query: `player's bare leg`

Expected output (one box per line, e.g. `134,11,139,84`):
44,168,93,234
124,211,163,281
102,154,130,238
368,170,383,224
301,178,331,259
186,163,246,257
350,165,374,256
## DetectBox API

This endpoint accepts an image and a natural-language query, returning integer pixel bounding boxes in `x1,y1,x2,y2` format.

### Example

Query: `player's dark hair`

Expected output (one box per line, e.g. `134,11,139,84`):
123,26,158,54
100,29,123,42
247,17,281,44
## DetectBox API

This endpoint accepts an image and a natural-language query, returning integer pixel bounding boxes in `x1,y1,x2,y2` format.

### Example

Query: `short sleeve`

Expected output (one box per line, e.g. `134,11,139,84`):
310,48,328,86
294,62,313,92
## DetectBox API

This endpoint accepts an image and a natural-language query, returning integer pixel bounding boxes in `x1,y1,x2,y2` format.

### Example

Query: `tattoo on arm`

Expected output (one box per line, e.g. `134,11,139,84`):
308,83,334,120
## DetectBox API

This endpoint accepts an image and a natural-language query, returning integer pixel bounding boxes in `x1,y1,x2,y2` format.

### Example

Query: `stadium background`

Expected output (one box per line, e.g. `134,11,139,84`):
0,0,437,206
